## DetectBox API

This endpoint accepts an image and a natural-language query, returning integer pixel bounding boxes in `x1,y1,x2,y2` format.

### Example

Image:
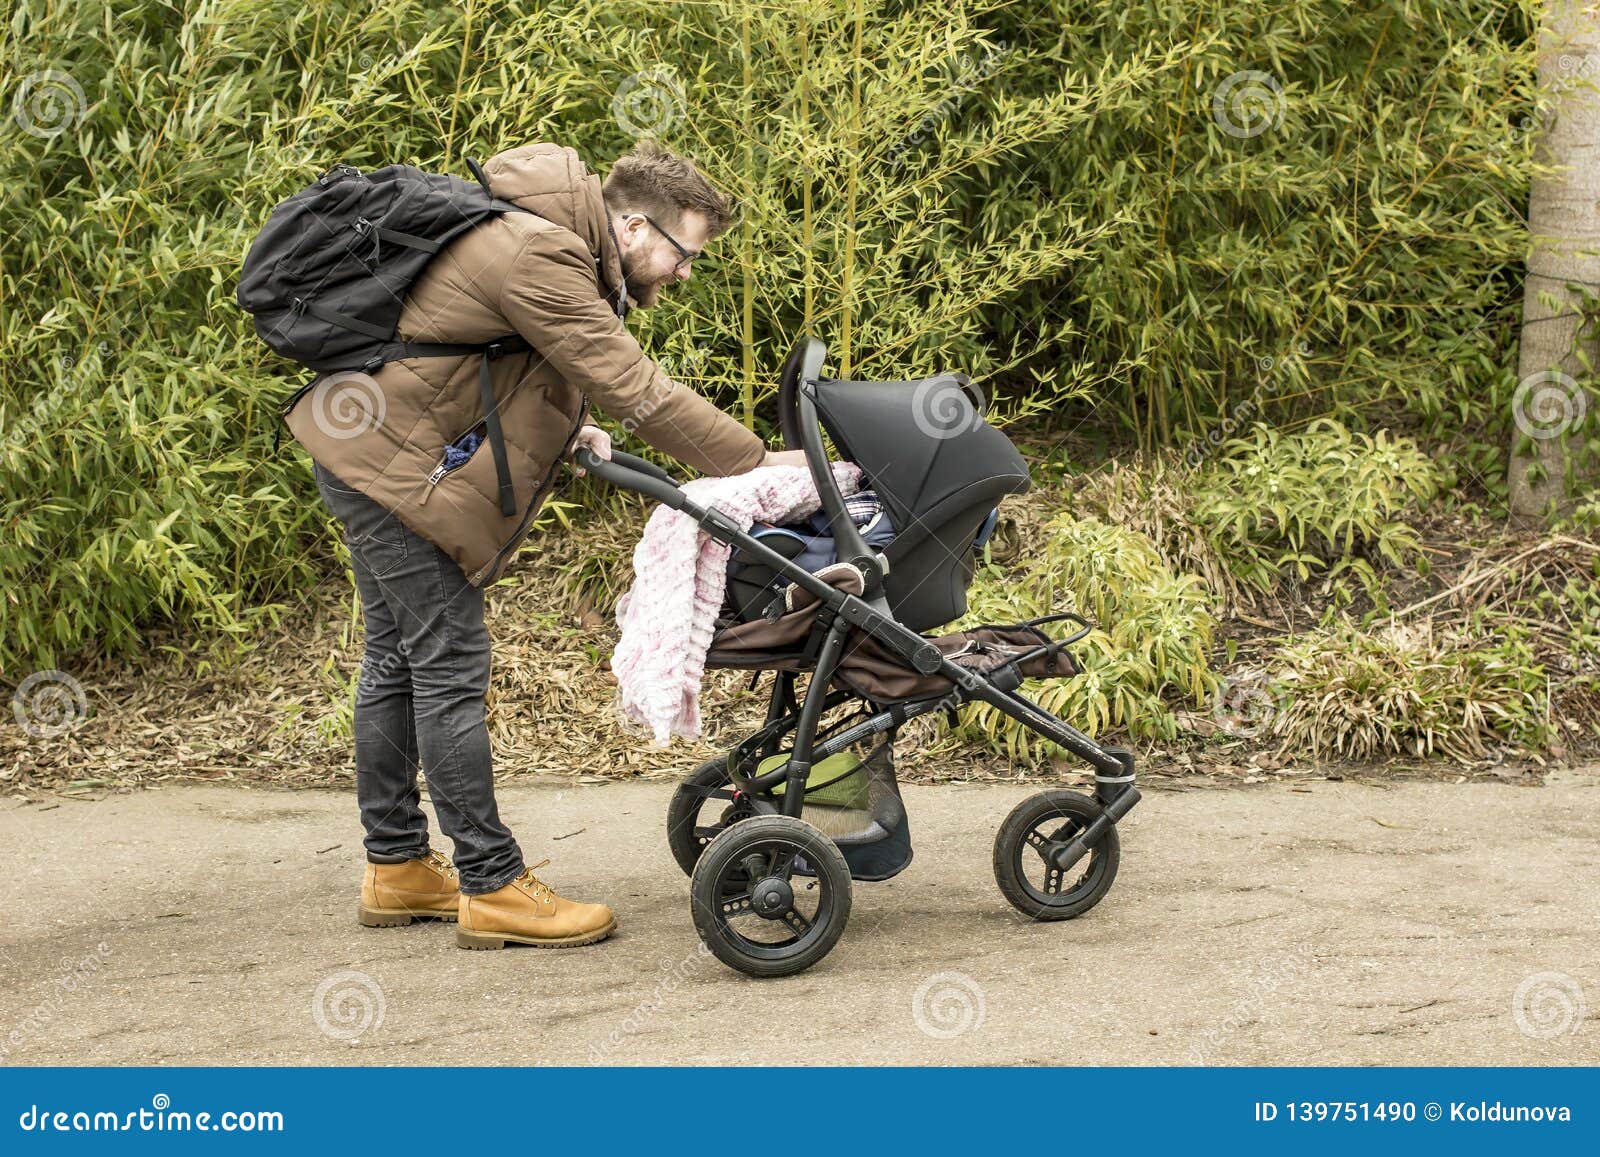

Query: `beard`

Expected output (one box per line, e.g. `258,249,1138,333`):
620,251,671,309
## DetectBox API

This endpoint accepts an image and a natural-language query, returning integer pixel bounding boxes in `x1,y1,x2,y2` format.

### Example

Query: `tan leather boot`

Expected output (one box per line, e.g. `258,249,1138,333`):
358,849,460,926
456,859,616,949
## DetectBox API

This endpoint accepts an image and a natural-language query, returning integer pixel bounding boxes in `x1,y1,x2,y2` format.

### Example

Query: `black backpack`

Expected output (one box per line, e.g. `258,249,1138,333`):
237,158,536,516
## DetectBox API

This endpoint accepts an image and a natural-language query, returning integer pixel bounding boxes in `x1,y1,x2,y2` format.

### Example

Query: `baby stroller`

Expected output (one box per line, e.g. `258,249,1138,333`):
576,338,1141,977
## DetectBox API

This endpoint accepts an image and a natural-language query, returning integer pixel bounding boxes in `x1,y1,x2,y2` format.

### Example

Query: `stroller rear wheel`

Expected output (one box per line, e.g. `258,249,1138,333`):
666,756,752,876
993,790,1120,921
690,815,852,978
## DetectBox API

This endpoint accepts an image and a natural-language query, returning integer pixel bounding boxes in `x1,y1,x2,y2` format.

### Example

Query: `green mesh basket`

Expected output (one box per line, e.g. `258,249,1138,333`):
761,751,871,811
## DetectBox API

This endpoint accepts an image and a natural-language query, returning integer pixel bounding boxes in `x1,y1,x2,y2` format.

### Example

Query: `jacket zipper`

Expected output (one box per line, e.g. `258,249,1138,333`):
420,422,488,506
469,392,589,585
419,456,451,506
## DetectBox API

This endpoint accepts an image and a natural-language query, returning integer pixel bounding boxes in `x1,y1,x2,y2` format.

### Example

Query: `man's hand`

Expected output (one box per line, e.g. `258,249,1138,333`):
569,424,612,476
761,448,810,469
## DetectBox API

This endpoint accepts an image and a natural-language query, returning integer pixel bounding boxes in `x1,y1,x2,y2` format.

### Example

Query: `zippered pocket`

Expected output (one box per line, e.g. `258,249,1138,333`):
421,421,489,505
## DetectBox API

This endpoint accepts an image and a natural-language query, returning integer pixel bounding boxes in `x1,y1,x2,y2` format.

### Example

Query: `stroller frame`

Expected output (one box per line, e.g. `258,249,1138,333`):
577,338,1141,976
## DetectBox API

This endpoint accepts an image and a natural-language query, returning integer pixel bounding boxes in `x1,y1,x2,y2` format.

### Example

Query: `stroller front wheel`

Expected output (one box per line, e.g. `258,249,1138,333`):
993,790,1121,921
690,815,852,978
666,756,750,876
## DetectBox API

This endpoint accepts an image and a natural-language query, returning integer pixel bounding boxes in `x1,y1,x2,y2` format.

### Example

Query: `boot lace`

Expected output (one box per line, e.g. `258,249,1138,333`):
515,859,556,903
423,849,458,879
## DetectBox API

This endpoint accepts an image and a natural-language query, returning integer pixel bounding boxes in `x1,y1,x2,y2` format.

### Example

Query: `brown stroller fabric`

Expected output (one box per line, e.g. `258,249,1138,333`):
705,563,1078,702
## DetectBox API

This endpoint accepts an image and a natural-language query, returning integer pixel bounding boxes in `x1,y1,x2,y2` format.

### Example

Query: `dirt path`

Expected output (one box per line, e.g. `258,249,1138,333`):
2,773,1596,1065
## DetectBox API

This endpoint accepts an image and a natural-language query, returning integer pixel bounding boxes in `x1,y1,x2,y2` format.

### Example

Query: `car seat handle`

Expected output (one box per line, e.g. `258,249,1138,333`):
785,339,881,593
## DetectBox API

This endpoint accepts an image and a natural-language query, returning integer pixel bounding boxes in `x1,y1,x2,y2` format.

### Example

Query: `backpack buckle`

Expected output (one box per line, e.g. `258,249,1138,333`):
485,342,506,360
361,355,385,374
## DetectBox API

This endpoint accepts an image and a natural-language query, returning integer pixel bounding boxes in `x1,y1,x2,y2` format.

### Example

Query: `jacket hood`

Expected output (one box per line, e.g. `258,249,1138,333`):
481,142,625,301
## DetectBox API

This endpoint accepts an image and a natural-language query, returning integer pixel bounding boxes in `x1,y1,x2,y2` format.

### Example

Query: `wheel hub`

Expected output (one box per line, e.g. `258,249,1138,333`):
752,876,795,919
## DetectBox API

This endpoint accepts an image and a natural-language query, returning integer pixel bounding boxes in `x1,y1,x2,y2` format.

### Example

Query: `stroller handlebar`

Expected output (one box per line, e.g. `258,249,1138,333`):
576,336,883,594
572,446,686,507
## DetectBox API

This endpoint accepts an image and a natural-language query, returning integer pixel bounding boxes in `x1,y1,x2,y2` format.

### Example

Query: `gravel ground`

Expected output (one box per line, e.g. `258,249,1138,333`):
1,771,1596,1066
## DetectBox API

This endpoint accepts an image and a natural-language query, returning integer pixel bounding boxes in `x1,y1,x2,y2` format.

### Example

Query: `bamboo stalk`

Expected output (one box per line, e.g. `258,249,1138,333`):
740,1,755,426
800,12,814,333
838,0,865,378
443,0,478,172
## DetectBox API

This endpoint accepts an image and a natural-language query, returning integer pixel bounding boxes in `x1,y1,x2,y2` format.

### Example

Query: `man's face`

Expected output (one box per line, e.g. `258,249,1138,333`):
614,209,712,309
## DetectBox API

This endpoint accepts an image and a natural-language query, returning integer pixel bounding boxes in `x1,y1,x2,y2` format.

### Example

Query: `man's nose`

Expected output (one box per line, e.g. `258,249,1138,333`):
675,263,693,283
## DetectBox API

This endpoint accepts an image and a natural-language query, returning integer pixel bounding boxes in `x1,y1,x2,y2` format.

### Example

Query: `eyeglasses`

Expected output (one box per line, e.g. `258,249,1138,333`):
634,213,704,272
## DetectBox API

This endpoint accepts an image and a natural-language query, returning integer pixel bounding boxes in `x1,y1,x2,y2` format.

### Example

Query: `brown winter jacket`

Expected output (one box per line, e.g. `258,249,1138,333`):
284,142,766,585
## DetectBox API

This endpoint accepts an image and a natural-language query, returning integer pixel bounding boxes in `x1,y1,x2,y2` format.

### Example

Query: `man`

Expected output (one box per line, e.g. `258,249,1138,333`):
285,140,805,950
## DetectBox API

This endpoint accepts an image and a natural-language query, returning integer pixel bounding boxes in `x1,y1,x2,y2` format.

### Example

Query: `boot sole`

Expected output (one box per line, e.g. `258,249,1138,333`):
358,902,460,927
455,918,617,950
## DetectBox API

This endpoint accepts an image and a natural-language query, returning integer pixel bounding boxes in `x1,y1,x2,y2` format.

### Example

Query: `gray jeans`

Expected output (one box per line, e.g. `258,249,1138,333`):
312,461,524,895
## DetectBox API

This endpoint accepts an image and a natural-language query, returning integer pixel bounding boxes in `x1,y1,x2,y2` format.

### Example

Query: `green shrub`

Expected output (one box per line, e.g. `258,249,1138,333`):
1075,420,1443,610
1191,420,1443,603
1262,618,1552,760
951,513,1218,760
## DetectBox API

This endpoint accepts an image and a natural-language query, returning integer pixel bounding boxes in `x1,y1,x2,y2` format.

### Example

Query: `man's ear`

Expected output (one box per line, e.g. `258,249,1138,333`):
613,213,644,247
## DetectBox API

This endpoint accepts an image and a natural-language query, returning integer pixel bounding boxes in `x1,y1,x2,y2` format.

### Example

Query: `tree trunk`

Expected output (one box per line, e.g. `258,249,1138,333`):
1513,0,1600,524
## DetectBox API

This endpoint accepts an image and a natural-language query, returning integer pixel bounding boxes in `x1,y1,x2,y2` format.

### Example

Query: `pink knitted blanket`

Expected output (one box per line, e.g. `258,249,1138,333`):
612,461,863,745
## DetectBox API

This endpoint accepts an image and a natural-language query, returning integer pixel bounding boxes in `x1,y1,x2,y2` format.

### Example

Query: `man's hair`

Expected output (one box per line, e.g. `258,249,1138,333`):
602,140,735,237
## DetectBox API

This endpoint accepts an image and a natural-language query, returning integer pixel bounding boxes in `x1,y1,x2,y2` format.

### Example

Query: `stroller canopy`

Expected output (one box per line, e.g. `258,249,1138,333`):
810,374,1030,542
808,372,1032,631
